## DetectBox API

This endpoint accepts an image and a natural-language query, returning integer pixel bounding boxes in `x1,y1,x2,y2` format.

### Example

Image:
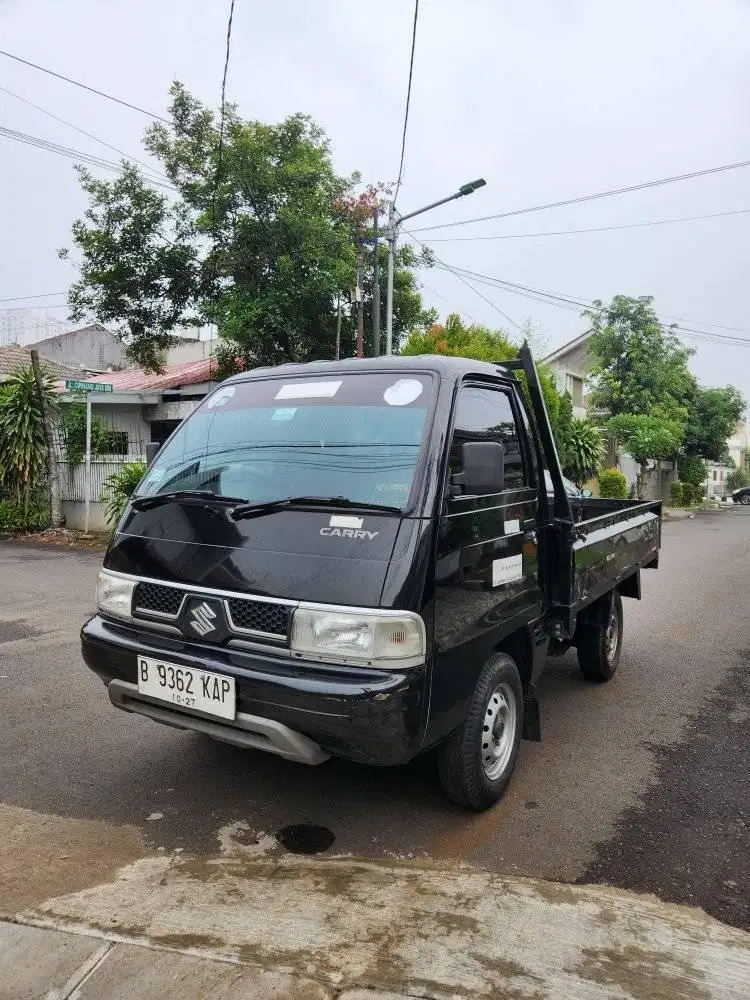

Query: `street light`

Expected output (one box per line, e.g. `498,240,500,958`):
384,178,487,355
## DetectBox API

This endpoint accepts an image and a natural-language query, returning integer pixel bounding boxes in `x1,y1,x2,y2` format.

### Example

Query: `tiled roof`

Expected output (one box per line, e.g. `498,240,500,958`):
81,356,217,391
0,345,84,380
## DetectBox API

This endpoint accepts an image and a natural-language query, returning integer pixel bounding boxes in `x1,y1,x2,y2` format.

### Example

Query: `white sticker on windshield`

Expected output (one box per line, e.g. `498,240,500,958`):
383,378,424,406
206,386,236,409
504,519,520,535
492,554,523,588
272,408,297,420
276,380,342,400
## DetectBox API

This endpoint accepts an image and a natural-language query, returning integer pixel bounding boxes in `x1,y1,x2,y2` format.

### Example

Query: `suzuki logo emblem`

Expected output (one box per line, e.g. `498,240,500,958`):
190,602,217,636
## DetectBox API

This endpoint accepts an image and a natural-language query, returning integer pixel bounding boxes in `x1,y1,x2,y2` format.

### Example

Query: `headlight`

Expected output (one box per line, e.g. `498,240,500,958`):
96,570,135,619
291,606,425,668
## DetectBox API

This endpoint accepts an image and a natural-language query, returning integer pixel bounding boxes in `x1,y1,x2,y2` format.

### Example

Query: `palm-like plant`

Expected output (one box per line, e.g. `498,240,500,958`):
0,364,58,502
563,417,605,488
100,461,146,528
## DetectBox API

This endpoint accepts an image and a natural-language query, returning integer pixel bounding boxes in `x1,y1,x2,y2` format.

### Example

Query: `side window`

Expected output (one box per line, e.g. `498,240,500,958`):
449,385,526,493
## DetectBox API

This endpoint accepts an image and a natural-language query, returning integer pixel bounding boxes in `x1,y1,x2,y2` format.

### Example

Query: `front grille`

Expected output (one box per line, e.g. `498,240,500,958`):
133,581,184,617
226,598,291,637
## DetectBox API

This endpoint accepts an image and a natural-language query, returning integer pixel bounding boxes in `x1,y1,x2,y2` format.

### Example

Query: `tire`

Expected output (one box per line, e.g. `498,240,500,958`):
438,652,524,811
741,494,750,506
577,590,623,682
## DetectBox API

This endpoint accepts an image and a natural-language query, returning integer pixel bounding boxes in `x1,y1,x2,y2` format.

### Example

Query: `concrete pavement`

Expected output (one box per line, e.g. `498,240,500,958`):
3,844,749,1000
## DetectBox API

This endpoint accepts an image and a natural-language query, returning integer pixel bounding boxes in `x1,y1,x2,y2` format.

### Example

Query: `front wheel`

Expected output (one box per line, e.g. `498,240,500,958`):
577,590,623,682
741,494,750,505
438,653,523,811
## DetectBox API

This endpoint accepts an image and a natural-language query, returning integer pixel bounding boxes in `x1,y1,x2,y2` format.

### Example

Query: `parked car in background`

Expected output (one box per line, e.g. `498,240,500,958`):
732,485,750,505
543,470,592,499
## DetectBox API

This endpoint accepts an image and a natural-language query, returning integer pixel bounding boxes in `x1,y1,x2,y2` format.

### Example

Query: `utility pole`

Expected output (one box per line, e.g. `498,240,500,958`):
372,206,381,356
384,179,486,354
334,293,342,361
30,348,64,528
385,200,396,356
355,243,364,359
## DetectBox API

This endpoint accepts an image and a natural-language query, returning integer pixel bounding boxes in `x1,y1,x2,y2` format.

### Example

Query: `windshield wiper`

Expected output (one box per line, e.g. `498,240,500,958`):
131,490,247,511
230,495,402,521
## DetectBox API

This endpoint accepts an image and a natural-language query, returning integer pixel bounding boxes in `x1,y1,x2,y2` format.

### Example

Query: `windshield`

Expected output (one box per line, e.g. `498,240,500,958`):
136,372,436,509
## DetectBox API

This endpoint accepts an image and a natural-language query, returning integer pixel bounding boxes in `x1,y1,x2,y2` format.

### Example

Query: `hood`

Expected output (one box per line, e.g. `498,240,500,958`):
105,502,404,606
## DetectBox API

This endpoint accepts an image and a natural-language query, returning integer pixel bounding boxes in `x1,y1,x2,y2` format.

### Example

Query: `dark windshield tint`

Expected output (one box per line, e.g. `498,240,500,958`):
137,372,435,508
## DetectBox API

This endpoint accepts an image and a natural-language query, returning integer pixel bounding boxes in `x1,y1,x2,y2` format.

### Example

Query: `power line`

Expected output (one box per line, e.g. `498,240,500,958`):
0,125,177,190
421,207,750,242
211,0,237,238
0,48,169,122
437,263,750,346
393,0,420,206
419,281,481,325
0,291,66,303
0,85,171,182
410,157,750,233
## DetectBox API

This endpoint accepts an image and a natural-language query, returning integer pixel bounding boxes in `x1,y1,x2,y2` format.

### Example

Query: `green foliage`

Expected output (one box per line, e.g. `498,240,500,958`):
726,467,749,492
608,413,683,465
0,490,51,532
681,482,696,506
682,385,745,462
597,467,628,499
400,314,562,433
669,480,684,506
563,418,605,486
0,364,58,499
677,454,707,488
61,403,129,464
62,83,433,372
100,462,146,528
586,295,694,424
555,391,573,465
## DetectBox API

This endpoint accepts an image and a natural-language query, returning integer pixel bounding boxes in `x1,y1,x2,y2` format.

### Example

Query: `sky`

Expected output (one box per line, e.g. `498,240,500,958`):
1,0,749,406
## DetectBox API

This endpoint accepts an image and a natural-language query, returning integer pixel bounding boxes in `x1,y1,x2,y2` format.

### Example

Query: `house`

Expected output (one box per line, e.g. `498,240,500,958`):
27,323,128,372
541,330,592,418
705,420,749,499
54,357,218,530
541,331,677,501
0,344,85,384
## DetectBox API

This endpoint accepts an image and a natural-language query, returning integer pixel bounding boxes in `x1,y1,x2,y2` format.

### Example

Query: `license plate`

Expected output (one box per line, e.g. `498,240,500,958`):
137,656,236,720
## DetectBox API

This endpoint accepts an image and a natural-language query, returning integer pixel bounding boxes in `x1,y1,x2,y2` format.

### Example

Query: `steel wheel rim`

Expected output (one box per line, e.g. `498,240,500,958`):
481,683,517,780
606,605,619,662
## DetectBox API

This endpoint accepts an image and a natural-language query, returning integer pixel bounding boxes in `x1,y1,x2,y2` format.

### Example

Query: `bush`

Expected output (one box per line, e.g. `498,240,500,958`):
726,467,749,492
0,493,51,532
100,462,146,528
598,468,628,499
681,482,696,506
677,455,707,488
669,480,684,506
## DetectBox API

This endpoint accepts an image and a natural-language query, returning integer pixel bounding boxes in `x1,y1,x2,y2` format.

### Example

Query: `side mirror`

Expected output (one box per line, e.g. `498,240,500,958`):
145,442,161,468
581,488,593,498
457,441,505,496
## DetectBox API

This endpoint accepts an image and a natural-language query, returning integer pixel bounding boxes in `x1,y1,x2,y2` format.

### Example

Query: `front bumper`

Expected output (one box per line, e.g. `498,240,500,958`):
81,615,427,766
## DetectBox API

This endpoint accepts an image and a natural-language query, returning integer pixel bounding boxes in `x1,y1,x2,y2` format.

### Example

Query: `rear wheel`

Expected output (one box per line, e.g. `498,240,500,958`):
577,590,623,682
438,653,523,811
741,494,750,505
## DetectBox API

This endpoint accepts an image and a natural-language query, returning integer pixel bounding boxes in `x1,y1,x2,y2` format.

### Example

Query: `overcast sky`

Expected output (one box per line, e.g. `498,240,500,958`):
1,0,749,405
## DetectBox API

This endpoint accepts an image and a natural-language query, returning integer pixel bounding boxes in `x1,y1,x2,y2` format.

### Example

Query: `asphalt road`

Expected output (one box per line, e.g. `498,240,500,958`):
1,509,748,929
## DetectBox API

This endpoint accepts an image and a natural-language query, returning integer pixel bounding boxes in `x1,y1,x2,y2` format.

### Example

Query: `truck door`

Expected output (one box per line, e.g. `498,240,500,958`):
430,381,543,733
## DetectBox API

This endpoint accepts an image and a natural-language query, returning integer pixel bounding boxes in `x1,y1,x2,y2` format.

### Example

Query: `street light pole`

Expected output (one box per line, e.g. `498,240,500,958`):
383,178,486,355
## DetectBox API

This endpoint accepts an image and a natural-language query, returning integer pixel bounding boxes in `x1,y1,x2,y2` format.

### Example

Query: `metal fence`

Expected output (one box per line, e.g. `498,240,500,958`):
57,456,147,503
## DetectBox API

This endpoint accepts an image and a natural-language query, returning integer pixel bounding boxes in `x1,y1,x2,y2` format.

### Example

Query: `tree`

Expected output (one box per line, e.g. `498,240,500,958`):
400,314,562,432
608,414,683,498
0,364,59,509
586,295,696,498
563,418,605,487
586,295,695,422
62,83,433,372
726,467,749,492
682,385,745,462
677,454,708,489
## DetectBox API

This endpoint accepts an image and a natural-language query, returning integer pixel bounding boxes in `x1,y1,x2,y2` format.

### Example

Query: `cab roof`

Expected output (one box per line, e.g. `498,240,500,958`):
223,354,519,385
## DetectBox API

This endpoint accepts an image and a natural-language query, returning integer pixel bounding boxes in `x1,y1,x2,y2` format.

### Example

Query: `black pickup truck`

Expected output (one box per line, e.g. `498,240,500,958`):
82,346,661,810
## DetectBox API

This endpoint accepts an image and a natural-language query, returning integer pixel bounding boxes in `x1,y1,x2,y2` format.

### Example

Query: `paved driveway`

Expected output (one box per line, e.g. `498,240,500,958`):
1,509,748,930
